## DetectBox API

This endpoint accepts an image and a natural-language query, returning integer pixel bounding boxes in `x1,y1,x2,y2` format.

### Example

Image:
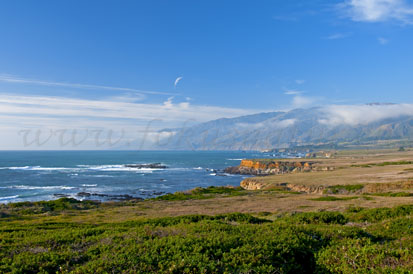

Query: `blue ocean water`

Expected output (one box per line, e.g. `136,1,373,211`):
0,151,273,203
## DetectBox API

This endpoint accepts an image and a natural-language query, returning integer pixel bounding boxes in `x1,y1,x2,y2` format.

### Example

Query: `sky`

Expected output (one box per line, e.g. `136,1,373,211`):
1,0,413,149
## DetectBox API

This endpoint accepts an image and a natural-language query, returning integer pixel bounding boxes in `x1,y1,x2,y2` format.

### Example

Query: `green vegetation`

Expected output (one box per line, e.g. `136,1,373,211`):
265,187,303,195
325,184,364,194
366,192,413,197
346,204,413,222
0,203,412,273
352,160,413,168
310,196,360,201
0,198,100,216
151,186,247,201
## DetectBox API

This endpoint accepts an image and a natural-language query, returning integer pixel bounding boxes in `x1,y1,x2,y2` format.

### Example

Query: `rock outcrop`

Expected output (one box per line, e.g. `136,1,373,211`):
240,178,326,193
224,160,315,176
124,163,167,169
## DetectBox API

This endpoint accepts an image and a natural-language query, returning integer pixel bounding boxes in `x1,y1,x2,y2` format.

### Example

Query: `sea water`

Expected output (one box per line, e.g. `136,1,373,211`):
0,150,277,203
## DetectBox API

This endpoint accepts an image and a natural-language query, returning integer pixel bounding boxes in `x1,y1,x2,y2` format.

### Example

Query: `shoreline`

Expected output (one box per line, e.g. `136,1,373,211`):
2,148,413,273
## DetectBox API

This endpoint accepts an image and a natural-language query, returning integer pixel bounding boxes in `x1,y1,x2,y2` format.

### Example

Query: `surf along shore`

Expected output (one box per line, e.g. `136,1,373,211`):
1,148,413,272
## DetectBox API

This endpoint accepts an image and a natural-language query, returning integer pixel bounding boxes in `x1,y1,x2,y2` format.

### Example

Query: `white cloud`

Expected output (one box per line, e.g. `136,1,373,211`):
319,103,413,126
179,102,190,109
284,88,318,109
0,74,175,96
378,37,389,44
325,33,351,40
237,119,296,130
295,79,306,85
274,119,297,128
342,0,413,23
292,95,316,108
163,96,174,108
0,93,259,149
284,89,302,95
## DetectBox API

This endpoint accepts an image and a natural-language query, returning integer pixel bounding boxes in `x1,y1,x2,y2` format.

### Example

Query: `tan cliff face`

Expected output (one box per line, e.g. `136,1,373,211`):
224,160,315,176
240,160,312,170
224,158,336,178
240,178,325,193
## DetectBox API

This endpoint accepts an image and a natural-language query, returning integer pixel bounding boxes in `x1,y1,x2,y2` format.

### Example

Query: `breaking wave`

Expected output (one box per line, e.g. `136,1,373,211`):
0,164,164,173
0,185,76,190
0,195,19,201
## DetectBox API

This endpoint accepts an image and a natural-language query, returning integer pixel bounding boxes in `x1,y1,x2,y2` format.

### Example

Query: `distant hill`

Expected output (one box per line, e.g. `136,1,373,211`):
155,104,413,150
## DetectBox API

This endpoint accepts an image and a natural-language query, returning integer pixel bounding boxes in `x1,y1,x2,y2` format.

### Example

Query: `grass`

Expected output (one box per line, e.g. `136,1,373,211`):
324,184,364,194
365,192,413,197
0,198,101,216
151,186,247,201
310,196,360,201
264,187,303,195
352,160,413,168
0,202,412,273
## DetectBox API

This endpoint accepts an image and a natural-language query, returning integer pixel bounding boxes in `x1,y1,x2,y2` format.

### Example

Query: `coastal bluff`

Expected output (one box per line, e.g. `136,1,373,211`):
224,159,329,176
225,159,335,191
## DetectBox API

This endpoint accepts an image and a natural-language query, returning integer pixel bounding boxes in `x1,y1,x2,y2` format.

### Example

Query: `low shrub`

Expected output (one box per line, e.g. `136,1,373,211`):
348,204,413,222
152,186,247,201
1,202,412,273
325,184,364,194
4,198,100,215
310,196,359,201
291,211,348,225
366,192,413,197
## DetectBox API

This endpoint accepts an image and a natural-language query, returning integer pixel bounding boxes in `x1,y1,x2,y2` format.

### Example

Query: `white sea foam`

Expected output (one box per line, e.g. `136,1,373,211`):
1,164,163,173
85,175,114,178
77,165,160,173
0,195,19,200
0,185,76,190
7,166,30,170
227,159,244,161
81,184,98,187
193,167,203,170
168,167,189,171
4,166,81,172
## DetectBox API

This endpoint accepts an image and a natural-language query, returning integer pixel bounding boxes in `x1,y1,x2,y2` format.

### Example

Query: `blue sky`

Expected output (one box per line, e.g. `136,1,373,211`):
1,0,413,149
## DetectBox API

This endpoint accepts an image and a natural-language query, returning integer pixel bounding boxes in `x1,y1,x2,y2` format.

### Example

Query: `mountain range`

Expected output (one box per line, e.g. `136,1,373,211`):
155,104,413,150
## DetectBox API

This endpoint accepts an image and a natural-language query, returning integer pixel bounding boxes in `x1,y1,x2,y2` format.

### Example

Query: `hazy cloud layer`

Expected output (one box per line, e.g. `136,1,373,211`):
319,103,413,126
0,75,175,96
0,94,259,149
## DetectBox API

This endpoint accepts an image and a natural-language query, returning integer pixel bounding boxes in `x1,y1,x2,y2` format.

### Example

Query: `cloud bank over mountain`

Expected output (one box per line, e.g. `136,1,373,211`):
319,103,413,126
156,103,413,150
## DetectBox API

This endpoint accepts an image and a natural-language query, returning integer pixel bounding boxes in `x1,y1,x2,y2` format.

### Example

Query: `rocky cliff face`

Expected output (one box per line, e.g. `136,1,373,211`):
224,160,315,176
240,178,326,193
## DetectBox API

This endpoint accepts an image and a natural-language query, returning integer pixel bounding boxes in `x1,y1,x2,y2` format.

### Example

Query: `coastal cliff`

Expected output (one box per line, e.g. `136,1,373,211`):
240,178,325,193
224,159,319,176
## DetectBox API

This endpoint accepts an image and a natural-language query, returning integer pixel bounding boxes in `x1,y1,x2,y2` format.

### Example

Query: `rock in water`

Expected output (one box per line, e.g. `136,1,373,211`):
124,163,167,169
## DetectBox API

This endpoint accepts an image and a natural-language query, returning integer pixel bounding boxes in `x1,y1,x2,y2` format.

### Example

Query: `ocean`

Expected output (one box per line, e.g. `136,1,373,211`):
0,150,276,203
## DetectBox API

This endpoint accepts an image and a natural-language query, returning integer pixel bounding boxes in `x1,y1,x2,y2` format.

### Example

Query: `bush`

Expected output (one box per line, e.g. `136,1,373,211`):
5,198,100,215
152,186,246,201
325,184,364,194
1,203,412,273
310,196,359,201
291,211,348,225
349,205,413,222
